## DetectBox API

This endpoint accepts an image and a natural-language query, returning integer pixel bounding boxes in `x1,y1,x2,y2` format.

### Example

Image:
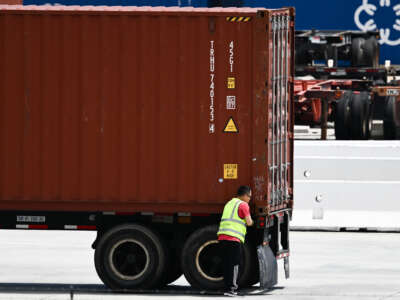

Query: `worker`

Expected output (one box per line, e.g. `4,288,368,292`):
217,185,254,296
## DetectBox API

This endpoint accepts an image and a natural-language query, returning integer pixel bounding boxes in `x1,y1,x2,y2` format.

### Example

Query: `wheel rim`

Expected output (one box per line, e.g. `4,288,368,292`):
195,240,223,281
109,238,150,281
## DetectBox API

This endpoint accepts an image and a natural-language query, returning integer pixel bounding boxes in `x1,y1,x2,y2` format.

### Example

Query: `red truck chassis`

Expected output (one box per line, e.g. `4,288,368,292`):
295,66,400,139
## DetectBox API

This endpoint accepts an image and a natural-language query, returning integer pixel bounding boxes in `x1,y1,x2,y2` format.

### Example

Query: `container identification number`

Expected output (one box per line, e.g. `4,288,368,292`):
229,41,234,73
209,40,215,133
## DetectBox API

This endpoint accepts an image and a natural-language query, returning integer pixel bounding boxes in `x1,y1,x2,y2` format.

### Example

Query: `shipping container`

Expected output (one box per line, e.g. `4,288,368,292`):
0,0,21,3
23,0,400,64
0,5,294,291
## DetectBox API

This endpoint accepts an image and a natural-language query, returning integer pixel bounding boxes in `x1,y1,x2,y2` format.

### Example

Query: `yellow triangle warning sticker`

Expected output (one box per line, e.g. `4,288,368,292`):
223,117,239,133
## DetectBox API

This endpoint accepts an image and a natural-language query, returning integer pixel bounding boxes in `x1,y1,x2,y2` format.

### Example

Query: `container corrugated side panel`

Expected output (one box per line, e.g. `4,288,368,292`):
0,7,274,214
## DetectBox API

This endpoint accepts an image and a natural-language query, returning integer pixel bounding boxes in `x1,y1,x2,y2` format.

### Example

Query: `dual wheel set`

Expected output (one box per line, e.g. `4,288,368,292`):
295,35,379,68
335,91,400,140
94,224,259,290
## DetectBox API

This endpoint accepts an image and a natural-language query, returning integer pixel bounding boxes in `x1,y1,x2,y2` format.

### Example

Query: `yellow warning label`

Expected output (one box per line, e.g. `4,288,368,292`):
226,16,252,22
224,164,238,179
223,117,239,133
227,77,235,89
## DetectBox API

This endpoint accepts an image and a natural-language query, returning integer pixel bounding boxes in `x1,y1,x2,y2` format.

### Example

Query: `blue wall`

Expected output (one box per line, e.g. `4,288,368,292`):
23,0,400,64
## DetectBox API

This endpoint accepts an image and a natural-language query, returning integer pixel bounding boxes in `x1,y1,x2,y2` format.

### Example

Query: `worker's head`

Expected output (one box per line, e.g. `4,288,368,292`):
237,185,252,203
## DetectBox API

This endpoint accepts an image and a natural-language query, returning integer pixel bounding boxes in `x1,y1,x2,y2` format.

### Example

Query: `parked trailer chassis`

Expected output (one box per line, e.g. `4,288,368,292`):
295,30,380,68
294,66,400,140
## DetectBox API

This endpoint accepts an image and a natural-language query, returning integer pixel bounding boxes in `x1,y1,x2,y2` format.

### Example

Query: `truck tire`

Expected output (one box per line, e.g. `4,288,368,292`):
383,96,400,139
360,91,373,139
365,95,374,139
364,36,379,68
181,225,224,290
350,92,370,140
163,246,183,285
181,225,253,290
94,224,166,290
351,37,364,67
334,91,352,140
351,36,378,67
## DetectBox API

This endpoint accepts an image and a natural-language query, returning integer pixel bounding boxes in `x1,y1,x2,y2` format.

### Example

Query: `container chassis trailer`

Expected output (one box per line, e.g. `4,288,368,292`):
295,30,380,68
0,5,294,291
294,66,400,140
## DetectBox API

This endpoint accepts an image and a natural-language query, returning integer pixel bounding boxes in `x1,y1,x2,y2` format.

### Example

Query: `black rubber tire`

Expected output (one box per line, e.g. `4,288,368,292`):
358,91,373,139
181,225,253,290
351,36,379,67
365,95,374,139
364,36,379,68
334,91,352,140
94,224,167,290
163,246,183,285
181,225,224,290
350,92,370,140
383,96,400,139
351,37,365,67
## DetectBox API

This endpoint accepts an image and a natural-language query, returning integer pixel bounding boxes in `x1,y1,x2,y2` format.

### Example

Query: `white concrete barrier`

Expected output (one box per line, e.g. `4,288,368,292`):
292,141,400,231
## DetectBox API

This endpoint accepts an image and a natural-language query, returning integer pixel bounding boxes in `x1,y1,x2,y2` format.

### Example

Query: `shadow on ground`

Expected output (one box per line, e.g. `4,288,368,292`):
0,283,284,296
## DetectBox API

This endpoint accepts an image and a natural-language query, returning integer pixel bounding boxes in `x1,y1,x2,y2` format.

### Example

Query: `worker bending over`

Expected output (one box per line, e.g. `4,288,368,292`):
217,185,254,296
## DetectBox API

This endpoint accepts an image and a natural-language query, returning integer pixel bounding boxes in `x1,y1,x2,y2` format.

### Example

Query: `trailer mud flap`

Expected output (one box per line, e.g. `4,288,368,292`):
257,245,277,289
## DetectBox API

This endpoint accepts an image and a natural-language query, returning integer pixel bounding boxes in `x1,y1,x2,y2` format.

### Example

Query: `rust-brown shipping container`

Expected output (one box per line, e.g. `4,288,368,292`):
0,5,294,291
0,0,21,4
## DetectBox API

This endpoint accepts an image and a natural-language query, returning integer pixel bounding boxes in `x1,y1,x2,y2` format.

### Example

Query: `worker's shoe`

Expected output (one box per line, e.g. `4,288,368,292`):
223,290,237,297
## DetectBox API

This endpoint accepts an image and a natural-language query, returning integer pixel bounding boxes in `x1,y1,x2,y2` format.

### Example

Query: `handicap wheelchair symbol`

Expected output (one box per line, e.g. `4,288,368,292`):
355,0,400,46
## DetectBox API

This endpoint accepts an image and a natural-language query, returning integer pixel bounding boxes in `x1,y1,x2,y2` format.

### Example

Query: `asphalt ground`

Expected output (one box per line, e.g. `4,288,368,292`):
0,230,398,300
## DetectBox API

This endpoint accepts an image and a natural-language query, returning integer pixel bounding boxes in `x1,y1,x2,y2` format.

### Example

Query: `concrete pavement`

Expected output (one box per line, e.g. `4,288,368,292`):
0,230,398,299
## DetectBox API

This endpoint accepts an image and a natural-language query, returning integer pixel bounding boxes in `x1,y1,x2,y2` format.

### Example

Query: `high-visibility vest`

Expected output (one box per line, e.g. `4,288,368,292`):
217,198,247,243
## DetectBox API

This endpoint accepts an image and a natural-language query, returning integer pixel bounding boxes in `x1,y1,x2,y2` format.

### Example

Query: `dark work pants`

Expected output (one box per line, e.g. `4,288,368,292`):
220,240,242,292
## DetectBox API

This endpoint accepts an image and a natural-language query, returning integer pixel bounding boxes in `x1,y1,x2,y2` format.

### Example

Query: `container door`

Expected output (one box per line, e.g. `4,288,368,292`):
267,10,294,213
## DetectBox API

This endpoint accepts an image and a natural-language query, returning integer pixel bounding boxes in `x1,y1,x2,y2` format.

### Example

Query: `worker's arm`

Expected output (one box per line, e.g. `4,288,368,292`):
240,202,253,226
245,215,254,226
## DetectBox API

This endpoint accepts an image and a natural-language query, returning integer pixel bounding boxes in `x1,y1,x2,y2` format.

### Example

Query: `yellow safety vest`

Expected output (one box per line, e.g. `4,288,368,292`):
217,198,247,243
